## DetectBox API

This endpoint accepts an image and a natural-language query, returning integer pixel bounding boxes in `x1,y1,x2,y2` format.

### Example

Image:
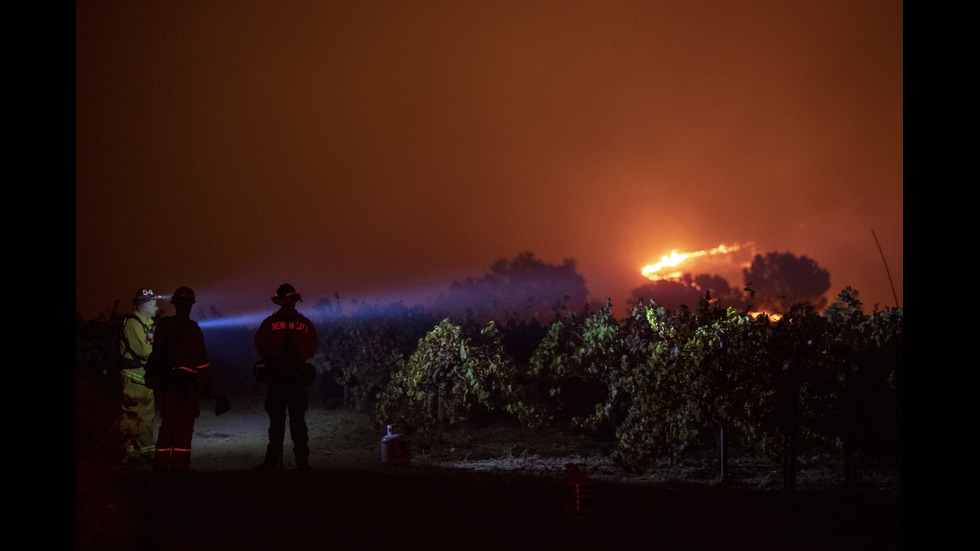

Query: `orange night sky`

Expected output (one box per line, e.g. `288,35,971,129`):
76,1,903,320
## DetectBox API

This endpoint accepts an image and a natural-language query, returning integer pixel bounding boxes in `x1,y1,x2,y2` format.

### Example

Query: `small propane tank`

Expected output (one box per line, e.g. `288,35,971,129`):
559,463,596,520
381,424,410,466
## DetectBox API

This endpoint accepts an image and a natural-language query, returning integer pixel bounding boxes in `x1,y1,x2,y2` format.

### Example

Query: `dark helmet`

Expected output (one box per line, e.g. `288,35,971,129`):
272,283,302,305
170,286,197,305
133,288,160,305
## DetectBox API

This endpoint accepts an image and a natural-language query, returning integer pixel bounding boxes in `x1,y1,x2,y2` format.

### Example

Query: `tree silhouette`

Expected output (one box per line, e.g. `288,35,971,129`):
631,272,740,311
433,252,588,323
630,279,706,311
742,252,830,313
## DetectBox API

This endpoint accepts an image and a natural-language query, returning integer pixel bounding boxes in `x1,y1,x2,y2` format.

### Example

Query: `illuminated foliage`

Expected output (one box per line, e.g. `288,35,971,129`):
500,300,619,432
314,301,439,412
373,319,514,443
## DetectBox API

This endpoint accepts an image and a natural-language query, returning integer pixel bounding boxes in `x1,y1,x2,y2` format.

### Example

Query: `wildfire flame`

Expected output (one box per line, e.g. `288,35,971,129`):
642,243,744,281
640,242,778,319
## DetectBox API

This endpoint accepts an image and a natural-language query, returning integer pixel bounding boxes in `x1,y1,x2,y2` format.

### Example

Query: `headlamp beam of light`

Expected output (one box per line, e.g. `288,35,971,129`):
198,312,268,330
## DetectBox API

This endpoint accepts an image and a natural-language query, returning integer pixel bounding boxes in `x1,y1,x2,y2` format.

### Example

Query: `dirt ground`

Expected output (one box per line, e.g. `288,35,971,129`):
77,402,903,550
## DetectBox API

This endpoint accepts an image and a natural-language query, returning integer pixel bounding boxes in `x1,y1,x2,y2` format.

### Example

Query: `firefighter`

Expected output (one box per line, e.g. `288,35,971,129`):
119,287,160,463
153,286,214,471
254,284,319,471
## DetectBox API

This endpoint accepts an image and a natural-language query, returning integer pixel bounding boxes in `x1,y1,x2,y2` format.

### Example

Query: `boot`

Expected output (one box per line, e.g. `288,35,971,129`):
255,452,283,472
296,456,311,471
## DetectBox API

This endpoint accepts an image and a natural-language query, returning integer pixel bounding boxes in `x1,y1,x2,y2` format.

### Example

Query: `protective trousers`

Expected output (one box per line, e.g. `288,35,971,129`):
155,385,201,471
120,369,155,458
263,381,309,468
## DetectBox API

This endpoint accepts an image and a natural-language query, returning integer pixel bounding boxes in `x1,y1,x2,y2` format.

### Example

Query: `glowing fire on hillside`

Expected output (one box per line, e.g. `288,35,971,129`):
641,243,745,281
640,242,781,320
